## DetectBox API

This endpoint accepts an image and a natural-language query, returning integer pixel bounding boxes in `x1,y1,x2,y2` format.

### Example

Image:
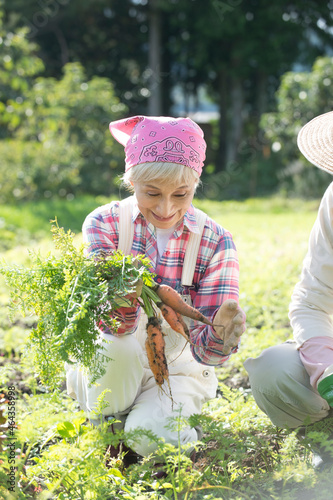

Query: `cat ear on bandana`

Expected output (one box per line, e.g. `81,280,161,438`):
109,116,144,146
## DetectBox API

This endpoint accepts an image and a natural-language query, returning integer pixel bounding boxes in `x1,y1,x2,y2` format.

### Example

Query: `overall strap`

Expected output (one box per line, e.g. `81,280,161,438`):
118,196,135,255
181,208,207,287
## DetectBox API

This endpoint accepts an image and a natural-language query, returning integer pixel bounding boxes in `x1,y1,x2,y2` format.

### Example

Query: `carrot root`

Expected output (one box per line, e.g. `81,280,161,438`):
158,302,192,343
145,316,170,385
175,311,190,338
152,283,214,326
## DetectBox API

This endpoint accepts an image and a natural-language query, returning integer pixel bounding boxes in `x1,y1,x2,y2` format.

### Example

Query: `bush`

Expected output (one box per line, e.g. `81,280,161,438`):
1,62,127,201
261,56,333,197
0,139,82,202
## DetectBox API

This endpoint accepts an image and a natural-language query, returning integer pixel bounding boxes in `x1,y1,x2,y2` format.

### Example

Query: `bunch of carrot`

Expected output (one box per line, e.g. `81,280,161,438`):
138,282,216,395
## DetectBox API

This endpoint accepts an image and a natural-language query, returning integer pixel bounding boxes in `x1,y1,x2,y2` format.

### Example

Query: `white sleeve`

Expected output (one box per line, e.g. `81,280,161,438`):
289,182,333,347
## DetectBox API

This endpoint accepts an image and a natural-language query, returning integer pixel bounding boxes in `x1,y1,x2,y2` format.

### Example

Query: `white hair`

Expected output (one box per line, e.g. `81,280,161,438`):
121,162,201,193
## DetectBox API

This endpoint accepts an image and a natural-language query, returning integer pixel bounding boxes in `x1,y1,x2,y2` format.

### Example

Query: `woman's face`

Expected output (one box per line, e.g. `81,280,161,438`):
133,177,196,229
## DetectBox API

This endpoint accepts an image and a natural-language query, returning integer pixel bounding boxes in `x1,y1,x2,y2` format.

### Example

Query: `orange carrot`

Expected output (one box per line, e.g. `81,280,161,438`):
145,338,165,386
158,302,191,342
152,283,214,326
175,311,191,339
145,317,169,388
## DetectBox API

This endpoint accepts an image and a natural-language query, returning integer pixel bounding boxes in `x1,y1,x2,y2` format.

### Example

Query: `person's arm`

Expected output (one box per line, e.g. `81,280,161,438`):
289,183,333,347
82,203,141,336
289,183,333,404
82,203,119,256
189,227,244,365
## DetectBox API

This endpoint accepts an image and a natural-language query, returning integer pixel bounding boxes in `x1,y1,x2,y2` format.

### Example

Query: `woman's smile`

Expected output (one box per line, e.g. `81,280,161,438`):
133,179,196,229
151,212,176,222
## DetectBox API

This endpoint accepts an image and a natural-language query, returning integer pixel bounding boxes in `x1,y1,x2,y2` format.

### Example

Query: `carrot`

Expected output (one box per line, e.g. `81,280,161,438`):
145,337,165,386
158,302,191,343
145,316,169,388
174,311,190,337
152,283,214,326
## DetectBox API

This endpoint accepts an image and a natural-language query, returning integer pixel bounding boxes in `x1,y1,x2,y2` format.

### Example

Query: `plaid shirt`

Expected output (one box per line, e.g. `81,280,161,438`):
82,196,239,366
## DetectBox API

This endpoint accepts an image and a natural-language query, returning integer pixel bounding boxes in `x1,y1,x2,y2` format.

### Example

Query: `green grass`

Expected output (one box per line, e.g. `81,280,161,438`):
2,194,333,500
0,195,113,252
0,193,319,250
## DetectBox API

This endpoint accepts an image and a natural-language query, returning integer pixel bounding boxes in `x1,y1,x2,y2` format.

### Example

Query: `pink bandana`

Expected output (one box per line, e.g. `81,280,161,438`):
109,115,206,176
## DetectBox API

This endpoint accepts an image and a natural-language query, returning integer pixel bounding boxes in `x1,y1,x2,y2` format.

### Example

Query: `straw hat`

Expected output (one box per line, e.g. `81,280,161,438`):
297,110,333,175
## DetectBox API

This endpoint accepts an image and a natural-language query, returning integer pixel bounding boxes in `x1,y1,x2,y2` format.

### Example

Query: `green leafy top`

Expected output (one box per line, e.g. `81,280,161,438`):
1,221,156,389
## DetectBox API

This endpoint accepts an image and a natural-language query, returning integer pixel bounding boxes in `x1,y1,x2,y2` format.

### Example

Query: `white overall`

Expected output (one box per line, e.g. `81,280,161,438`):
66,197,218,456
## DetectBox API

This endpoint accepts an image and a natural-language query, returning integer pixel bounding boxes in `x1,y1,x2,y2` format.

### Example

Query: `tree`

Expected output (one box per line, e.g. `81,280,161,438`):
261,56,333,197
0,2,44,138
0,62,127,201
147,0,163,115
3,0,151,115
161,0,333,173
3,0,333,199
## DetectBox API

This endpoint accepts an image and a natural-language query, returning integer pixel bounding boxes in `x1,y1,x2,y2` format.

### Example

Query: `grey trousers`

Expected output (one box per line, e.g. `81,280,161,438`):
244,341,330,429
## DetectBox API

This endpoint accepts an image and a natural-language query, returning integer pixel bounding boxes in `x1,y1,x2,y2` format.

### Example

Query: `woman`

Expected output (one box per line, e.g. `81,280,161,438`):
66,115,246,458
245,110,333,469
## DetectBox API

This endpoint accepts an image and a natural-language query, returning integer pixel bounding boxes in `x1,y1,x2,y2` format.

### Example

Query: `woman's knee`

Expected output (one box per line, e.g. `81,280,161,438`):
84,334,145,416
124,401,198,457
90,334,145,384
244,341,304,389
244,342,330,428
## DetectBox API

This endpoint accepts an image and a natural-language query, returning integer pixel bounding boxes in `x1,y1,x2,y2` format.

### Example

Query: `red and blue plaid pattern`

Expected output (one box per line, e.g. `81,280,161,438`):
82,197,239,366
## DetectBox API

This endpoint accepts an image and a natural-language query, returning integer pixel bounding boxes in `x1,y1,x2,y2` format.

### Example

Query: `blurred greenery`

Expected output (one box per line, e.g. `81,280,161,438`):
0,192,321,252
0,60,127,201
1,1,333,201
0,195,113,250
261,56,333,197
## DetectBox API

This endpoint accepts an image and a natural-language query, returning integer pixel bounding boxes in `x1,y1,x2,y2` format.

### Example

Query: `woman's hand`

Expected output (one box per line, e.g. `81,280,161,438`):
113,278,143,308
213,299,246,355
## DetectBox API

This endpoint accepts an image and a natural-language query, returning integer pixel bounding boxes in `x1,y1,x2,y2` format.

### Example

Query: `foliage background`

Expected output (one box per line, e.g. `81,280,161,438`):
1,0,333,201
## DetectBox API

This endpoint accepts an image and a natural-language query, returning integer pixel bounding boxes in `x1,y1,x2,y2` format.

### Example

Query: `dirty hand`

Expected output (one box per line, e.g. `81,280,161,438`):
213,299,246,355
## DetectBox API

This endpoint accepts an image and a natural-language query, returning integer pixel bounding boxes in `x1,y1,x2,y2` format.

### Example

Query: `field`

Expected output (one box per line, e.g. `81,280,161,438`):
1,194,333,499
